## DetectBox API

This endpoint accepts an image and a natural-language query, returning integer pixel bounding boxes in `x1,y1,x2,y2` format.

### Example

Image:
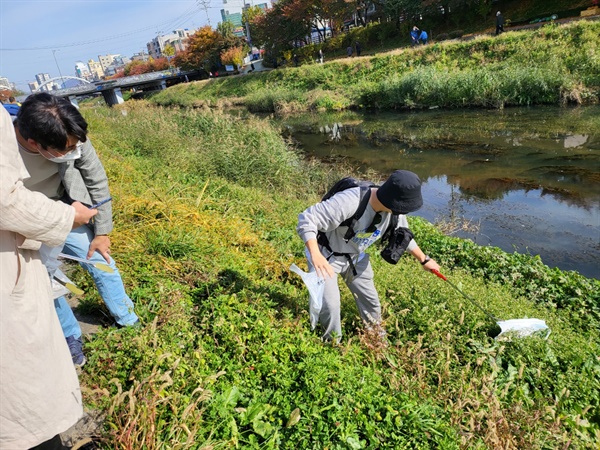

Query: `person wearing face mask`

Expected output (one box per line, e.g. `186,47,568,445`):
14,92,139,367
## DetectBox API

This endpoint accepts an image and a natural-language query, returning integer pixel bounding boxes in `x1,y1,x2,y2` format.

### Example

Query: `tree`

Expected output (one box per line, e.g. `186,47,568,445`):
172,25,221,71
251,0,314,52
384,0,422,28
313,0,354,39
242,5,266,45
220,46,245,68
162,44,175,57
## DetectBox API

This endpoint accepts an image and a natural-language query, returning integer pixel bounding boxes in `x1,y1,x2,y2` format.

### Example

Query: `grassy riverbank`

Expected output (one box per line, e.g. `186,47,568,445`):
151,20,600,113
73,102,600,448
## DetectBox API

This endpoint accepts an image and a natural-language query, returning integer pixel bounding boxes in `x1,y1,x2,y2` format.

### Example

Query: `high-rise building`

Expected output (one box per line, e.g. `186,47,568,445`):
28,81,39,93
88,59,105,80
221,3,269,37
221,11,244,36
0,76,10,90
75,61,92,80
35,73,55,91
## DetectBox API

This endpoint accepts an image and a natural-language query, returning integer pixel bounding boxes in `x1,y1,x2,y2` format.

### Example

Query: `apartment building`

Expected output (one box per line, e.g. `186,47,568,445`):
88,59,105,80
146,28,194,59
75,61,92,80
35,73,57,91
98,54,120,72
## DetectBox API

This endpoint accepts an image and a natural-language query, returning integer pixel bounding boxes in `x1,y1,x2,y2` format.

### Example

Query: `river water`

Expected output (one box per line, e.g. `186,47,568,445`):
279,106,600,279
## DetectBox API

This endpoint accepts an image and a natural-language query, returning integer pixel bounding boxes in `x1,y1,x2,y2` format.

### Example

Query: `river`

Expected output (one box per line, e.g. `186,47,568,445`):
278,106,600,279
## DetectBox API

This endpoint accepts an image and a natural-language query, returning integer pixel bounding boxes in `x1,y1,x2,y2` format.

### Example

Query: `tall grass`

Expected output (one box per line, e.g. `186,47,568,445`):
151,21,600,113
77,103,600,448
87,101,331,193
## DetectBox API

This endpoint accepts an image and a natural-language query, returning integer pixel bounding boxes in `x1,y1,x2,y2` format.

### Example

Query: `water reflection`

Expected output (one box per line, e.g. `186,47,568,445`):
280,106,600,278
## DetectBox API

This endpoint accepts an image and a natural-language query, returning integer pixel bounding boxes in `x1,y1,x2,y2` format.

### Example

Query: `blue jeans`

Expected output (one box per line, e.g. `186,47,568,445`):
55,225,138,338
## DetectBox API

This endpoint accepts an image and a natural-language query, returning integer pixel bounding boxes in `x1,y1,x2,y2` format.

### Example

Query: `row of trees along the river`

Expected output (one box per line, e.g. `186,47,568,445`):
114,0,592,77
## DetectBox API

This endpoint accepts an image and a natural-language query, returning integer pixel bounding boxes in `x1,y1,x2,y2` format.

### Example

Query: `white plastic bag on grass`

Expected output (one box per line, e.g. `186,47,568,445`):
496,318,550,339
290,264,324,330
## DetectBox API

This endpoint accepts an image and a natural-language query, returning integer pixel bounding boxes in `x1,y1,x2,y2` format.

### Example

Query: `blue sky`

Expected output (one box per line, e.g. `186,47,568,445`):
1,0,250,92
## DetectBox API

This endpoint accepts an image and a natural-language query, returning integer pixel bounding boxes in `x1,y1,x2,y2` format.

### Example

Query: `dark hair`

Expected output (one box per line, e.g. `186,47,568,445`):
16,92,88,150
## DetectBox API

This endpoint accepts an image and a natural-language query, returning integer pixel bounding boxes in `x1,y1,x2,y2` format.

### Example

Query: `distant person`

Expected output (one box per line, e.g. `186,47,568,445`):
410,26,420,46
297,170,441,342
419,30,428,45
318,48,324,64
496,11,504,35
14,93,139,367
347,45,353,57
250,62,256,72
293,53,299,67
0,106,98,449
355,41,361,56
8,95,21,106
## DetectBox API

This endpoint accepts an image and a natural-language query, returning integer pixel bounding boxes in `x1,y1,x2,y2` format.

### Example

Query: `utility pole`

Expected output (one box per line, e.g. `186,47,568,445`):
243,3,252,48
52,49,64,88
155,31,162,58
196,0,211,26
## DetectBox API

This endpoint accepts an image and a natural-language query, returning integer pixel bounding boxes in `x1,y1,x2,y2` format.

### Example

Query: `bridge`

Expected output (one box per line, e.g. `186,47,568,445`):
46,71,196,107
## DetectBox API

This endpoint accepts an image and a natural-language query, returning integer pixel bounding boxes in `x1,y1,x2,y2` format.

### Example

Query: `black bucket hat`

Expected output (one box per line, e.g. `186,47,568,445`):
376,170,423,214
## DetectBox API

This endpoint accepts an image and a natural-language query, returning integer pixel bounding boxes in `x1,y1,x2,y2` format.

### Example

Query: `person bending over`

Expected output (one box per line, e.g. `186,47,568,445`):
297,170,440,342
14,92,139,367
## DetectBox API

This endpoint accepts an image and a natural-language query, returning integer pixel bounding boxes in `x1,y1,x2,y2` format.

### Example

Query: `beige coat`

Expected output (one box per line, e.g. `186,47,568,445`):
0,108,83,448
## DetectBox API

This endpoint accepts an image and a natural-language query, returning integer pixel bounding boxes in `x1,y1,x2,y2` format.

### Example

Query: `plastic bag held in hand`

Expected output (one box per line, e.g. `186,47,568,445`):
39,243,64,278
290,264,325,330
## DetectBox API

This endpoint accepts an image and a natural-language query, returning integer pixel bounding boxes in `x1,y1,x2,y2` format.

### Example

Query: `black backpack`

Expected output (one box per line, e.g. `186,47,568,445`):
316,177,413,270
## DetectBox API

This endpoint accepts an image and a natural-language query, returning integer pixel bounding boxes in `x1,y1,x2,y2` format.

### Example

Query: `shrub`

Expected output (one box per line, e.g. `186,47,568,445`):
449,30,465,39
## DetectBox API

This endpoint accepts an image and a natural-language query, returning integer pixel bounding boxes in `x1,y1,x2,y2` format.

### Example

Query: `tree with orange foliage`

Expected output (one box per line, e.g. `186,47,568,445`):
220,46,245,68
172,25,221,71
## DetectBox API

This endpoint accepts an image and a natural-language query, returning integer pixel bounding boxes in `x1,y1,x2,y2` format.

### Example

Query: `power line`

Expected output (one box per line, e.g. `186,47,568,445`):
0,4,206,51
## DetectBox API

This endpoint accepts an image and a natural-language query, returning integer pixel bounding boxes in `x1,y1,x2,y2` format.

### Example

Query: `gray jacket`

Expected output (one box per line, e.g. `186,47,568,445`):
297,187,417,256
59,139,113,235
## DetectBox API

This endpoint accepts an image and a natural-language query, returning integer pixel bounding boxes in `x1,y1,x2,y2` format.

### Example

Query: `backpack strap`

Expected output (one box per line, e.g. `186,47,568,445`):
316,186,373,277
381,214,398,243
341,185,372,242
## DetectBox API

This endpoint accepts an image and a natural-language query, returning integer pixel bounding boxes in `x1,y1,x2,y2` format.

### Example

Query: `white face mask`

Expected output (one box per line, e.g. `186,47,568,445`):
41,143,82,163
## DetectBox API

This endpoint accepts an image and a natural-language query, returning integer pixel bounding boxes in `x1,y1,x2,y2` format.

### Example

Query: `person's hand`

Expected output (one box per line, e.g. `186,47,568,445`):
88,234,111,263
305,238,334,279
72,201,97,228
422,258,440,273
310,251,335,279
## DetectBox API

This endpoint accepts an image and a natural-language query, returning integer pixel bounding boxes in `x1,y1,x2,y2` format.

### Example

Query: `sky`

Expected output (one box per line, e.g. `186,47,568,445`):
0,0,250,92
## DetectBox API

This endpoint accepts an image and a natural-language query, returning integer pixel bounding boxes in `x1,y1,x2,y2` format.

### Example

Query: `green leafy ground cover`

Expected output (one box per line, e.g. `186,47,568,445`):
150,21,600,113
74,102,600,449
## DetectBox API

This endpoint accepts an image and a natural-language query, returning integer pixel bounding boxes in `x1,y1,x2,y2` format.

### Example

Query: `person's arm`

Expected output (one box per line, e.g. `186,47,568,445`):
70,139,113,235
69,139,113,262
394,214,440,272
408,245,440,272
297,189,361,278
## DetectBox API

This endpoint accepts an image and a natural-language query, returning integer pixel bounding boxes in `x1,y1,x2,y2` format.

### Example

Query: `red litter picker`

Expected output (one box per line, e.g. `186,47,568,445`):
432,269,550,339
